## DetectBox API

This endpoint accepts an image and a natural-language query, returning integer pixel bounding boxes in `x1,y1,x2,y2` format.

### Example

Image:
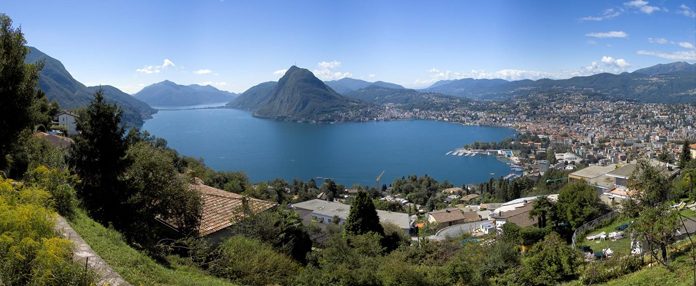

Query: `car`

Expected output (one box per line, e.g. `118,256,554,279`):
615,223,630,231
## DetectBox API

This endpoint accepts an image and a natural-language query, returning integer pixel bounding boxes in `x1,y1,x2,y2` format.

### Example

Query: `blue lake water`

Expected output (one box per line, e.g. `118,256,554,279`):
142,108,517,186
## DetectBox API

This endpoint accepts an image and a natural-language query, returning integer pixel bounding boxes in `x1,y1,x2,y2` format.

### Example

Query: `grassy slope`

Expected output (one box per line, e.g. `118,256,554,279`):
69,210,235,286
602,255,695,286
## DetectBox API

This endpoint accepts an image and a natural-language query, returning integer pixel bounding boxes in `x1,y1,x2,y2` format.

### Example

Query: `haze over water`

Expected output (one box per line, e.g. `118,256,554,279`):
142,108,516,186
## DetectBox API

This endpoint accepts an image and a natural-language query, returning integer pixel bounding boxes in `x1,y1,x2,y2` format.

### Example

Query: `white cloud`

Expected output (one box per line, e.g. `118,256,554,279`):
368,74,376,79
586,31,628,38
637,50,696,61
624,0,661,14
648,37,669,44
313,60,352,80
679,42,695,49
600,56,631,68
581,8,622,21
194,69,213,75
136,59,176,74
415,56,632,86
679,4,696,18
273,69,287,77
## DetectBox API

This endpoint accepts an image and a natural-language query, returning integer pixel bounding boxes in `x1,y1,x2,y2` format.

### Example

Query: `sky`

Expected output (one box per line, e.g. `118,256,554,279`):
2,0,695,93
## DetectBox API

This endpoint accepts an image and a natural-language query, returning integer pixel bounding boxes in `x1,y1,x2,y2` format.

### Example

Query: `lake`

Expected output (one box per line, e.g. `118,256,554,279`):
142,108,517,186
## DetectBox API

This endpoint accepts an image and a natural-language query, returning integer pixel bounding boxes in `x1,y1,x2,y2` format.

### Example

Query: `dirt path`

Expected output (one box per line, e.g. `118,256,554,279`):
54,215,131,286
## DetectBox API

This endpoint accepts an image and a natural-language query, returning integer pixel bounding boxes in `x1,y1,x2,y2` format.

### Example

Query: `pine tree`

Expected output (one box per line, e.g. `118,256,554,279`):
345,191,384,235
69,90,130,226
680,140,692,169
0,14,53,171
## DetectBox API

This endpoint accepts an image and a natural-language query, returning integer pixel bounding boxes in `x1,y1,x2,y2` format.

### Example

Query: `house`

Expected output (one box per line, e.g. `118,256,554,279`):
491,203,536,228
56,111,78,136
690,143,696,160
442,187,464,195
290,199,411,234
427,208,480,226
160,180,276,243
569,164,617,193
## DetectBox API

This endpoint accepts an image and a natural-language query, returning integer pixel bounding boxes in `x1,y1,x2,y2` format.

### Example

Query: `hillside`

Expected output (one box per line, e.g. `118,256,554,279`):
252,66,364,121
226,81,277,111
423,62,696,103
344,85,463,109
25,47,156,127
325,78,404,94
135,80,236,107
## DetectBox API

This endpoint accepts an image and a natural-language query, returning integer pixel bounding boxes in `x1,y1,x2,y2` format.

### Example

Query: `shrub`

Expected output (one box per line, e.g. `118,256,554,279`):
24,165,77,219
209,236,300,285
581,255,643,284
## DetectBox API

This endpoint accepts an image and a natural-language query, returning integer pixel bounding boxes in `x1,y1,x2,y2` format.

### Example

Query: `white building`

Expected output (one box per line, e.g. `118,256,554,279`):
291,199,412,234
56,111,78,136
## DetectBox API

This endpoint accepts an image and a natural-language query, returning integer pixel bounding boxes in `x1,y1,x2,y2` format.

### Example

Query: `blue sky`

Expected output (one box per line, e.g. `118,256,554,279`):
2,0,695,93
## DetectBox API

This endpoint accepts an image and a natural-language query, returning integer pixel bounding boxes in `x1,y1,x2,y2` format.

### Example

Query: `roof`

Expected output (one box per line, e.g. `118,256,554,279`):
587,174,615,190
690,143,696,150
442,187,464,194
569,164,616,180
33,132,73,149
162,181,276,237
428,208,468,223
606,164,637,179
291,199,411,230
57,110,78,117
461,194,480,202
493,203,536,228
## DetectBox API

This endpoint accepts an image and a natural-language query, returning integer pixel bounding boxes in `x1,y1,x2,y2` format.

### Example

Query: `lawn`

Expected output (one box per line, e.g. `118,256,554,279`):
69,210,236,286
576,216,634,257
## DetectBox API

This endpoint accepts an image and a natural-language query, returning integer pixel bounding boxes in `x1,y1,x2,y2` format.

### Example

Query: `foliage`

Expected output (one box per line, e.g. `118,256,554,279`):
580,256,642,285
69,90,130,227
345,191,384,236
230,206,312,263
0,14,56,172
121,141,202,247
514,232,582,285
556,181,605,230
209,236,300,286
24,165,77,219
680,140,692,169
0,178,93,285
68,210,233,285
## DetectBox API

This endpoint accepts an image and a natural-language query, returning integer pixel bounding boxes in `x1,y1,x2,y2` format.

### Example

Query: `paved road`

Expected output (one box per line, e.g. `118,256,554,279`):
430,220,493,240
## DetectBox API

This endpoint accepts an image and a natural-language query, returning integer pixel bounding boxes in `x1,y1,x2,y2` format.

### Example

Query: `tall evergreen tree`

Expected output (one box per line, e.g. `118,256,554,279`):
0,14,54,171
69,90,130,226
680,140,692,169
345,191,384,236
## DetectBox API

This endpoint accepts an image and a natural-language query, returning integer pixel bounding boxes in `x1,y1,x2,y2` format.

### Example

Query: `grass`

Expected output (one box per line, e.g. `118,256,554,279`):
69,210,235,286
577,216,633,257
602,255,695,286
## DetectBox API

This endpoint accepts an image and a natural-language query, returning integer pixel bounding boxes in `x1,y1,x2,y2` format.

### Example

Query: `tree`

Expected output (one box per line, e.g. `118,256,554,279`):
69,90,130,226
0,14,55,172
530,196,556,229
121,141,202,245
680,140,692,169
517,232,581,285
556,181,604,230
345,191,384,236
626,160,679,265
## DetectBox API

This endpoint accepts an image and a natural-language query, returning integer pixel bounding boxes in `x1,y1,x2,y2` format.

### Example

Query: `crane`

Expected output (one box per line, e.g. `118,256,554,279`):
375,170,385,192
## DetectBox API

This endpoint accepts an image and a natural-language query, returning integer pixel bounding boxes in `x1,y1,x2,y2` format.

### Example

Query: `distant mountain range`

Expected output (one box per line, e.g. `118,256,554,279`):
25,47,155,127
423,62,696,103
325,78,404,94
134,80,236,107
228,66,364,121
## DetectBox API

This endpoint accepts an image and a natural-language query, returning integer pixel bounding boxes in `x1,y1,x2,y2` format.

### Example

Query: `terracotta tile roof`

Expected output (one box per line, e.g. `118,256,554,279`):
33,132,73,149
164,181,276,237
428,208,468,224
690,143,696,150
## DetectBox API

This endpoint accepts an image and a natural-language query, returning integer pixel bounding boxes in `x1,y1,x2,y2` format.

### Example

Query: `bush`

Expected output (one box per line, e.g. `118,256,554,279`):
581,256,643,284
209,236,300,285
0,177,94,285
24,165,77,219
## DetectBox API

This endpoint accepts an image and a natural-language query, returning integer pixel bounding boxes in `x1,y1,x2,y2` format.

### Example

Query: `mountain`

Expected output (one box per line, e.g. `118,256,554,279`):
251,66,363,121
633,62,696,76
226,81,277,111
344,85,466,110
325,78,404,94
422,62,696,103
25,47,155,127
134,81,237,107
